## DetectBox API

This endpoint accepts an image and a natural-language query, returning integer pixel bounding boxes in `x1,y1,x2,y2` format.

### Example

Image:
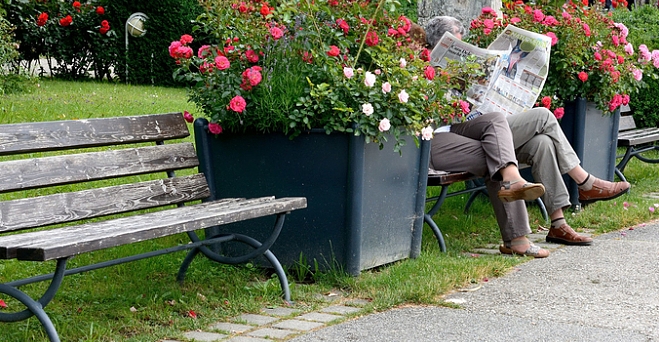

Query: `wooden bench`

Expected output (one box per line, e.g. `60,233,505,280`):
616,115,659,180
0,113,307,342
425,169,548,252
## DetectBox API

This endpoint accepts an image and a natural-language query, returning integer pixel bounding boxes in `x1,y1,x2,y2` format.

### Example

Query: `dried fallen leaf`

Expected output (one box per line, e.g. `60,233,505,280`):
197,293,207,301
129,306,137,312
166,300,176,306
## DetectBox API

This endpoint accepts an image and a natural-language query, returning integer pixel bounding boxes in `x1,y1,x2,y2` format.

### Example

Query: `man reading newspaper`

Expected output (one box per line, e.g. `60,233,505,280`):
423,16,630,253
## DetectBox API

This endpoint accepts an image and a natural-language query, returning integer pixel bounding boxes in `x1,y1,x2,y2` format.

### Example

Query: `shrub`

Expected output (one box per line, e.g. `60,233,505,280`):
0,15,29,95
106,0,203,85
7,0,118,80
613,4,659,128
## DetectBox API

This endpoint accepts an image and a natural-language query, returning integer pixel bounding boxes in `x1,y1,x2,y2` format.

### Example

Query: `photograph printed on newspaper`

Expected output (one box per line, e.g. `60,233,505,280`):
430,25,552,117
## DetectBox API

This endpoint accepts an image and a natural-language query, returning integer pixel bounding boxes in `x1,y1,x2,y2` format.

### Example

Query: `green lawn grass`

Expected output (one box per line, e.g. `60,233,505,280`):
1,79,657,341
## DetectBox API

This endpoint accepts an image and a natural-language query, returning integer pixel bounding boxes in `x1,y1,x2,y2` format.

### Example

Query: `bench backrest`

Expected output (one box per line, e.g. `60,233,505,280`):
0,113,209,234
619,115,636,132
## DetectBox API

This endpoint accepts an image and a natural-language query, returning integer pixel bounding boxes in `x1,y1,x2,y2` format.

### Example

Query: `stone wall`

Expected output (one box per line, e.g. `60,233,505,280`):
417,0,501,27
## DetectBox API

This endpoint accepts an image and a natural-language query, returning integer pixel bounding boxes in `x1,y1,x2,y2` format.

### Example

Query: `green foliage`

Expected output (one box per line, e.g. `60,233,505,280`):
0,14,30,95
613,5,659,128
174,0,478,152
7,0,118,80
105,0,204,85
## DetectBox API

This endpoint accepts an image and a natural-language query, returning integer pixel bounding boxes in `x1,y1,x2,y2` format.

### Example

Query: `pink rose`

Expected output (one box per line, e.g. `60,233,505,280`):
624,43,634,56
484,19,494,29
481,7,497,15
632,68,643,81
594,51,602,61
553,107,564,120
378,118,391,132
362,103,374,116
169,41,182,58
364,71,376,87
399,58,407,68
398,90,409,103
510,17,521,24
533,9,545,23
229,95,247,113
421,126,433,141
183,111,194,123
622,94,630,105
382,82,392,93
215,56,230,70
458,100,470,114
582,23,591,37
270,27,284,40
343,67,354,79
545,32,558,46
208,122,223,134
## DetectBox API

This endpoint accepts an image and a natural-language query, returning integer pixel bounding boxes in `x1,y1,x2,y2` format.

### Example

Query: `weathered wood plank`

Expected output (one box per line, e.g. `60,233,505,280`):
0,197,308,261
0,174,210,233
427,171,477,186
618,128,659,146
0,113,189,155
0,143,199,193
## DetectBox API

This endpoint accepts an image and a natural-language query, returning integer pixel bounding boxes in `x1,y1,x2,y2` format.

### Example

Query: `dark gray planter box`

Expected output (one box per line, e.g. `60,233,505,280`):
560,97,621,208
193,118,430,276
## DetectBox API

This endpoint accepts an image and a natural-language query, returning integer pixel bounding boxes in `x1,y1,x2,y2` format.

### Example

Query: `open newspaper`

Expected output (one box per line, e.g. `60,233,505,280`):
430,25,552,117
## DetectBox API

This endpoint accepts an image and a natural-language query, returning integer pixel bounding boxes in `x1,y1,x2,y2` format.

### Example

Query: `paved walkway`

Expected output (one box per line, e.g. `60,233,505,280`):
163,221,659,342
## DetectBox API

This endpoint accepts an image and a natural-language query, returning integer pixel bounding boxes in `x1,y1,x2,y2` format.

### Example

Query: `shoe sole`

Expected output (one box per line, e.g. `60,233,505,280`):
545,236,593,246
579,187,630,205
498,245,549,258
498,184,545,202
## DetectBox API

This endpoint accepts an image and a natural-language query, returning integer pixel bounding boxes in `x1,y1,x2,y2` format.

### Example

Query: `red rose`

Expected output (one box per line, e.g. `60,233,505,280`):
578,71,588,82
553,107,564,120
208,122,223,134
327,45,340,57
365,31,379,47
100,27,109,35
238,2,249,13
73,1,81,10
424,65,435,81
260,3,270,16
420,48,430,62
336,19,349,35
59,15,72,27
183,111,194,123
229,95,247,113
245,49,259,63
541,96,552,108
37,12,48,27
180,34,193,45
96,6,105,15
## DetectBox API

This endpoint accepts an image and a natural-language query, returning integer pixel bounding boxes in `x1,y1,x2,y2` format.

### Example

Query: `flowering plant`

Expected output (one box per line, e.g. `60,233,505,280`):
468,0,657,117
171,0,478,151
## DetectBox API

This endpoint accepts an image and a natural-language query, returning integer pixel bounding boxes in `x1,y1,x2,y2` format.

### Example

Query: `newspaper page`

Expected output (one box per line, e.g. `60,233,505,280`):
430,25,552,117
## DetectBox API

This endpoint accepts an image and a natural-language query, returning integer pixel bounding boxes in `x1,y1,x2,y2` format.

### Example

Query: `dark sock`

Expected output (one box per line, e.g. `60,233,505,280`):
551,217,566,229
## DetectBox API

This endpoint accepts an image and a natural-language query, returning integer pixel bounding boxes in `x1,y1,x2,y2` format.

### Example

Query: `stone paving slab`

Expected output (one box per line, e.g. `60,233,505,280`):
260,307,299,317
208,322,253,334
297,312,343,323
272,319,325,331
246,327,296,339
233,314,278,326
320,305,362,315
225,336,272,342
182,331,227,341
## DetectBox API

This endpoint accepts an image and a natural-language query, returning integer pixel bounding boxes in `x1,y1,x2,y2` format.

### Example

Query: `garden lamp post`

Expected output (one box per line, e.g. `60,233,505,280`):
125,12,148,84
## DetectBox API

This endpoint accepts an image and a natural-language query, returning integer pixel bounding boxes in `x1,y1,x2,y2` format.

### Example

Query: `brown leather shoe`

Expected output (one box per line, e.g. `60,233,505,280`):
578,178,630,203
546,224,593,245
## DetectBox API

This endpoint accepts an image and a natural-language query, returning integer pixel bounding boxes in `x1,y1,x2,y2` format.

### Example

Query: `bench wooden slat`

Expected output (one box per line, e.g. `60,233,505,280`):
0,197,308,261
0,143,199,193
0,173,210,233
427,171,477,186
0,113,189,155
617,128,659,146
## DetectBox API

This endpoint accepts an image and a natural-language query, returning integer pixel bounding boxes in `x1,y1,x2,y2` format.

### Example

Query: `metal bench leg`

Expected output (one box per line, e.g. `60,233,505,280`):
616,147,634,173
0,258,69,342
425,185,450,252
534,198,550,224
